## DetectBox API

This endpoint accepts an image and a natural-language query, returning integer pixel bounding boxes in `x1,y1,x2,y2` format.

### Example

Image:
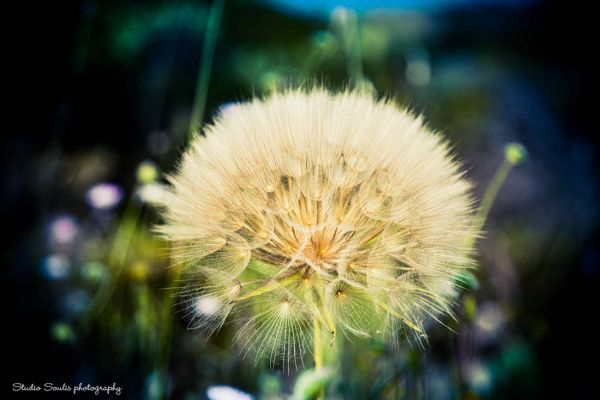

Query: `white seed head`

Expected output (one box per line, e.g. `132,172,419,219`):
158,89,478,367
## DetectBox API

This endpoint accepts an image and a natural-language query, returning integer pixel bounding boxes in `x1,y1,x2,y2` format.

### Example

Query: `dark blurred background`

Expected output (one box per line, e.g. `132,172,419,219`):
3,0,599,399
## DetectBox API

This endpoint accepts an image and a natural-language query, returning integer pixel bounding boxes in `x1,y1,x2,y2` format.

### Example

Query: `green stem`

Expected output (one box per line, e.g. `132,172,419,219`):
82,199,142,326
156,262,182,381
188,0,226,139
476,158,514,234
313,316,324,400
314,317,323,370
157,3,226,387
333,8,364,86
466,143,527,248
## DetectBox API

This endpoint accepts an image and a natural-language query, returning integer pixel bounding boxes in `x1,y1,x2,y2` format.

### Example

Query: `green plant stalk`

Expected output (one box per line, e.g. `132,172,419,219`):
156,261,182,379
313,316,324,400
157,0,227,391
83,199,142,326
315,284,336,343
464,143,526,249
333,8,364,86
188,0,225,139
476,158,514,234
314,317,323,370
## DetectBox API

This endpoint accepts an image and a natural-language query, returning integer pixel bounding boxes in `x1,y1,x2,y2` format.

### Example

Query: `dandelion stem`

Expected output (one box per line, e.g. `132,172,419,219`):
313,315,325,399
188,0,225,139
476,158,513,235
467,143,526,248
316,284,336,342
313,316,323,369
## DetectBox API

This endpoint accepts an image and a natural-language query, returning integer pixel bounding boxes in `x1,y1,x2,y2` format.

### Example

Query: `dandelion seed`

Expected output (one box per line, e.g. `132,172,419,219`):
158,88,478,366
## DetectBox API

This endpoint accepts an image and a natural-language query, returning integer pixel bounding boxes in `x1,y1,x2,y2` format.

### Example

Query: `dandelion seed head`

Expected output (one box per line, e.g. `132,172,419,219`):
158,89,478,366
